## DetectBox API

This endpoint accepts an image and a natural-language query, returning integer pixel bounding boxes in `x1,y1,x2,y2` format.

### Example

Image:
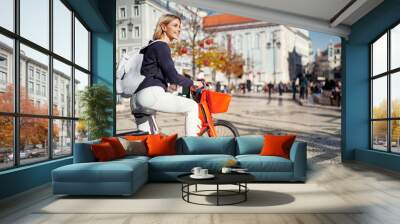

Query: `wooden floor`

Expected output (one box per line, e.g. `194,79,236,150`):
1,162,400,224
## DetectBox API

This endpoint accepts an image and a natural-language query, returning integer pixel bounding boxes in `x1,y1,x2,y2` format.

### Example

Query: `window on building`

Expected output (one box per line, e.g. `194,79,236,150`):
36,83,40,95
35,70,41,80
41,73,46,82
371,23,400,154
120,7,126,18
0,71,6,85
29,67,34,79
121,27,127,39
41,85,46,96
0,0,90,170
28,81,34,93
134,5,140,16
134,26,140,38
0,55,6,67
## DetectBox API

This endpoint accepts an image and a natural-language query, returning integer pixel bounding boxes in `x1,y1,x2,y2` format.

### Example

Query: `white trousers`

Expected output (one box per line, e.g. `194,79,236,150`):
134,86,201,136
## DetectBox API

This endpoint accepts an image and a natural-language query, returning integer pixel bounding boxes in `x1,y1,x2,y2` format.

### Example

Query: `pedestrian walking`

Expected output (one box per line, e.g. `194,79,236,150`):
278,81,284,96
267,82,274,98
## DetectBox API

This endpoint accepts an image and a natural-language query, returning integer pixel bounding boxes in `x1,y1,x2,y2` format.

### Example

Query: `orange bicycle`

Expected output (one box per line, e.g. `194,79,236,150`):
130,82,239,137
191,83,239,137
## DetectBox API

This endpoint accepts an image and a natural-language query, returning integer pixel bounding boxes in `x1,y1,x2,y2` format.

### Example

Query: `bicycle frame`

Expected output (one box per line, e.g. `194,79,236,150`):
197,90,217,137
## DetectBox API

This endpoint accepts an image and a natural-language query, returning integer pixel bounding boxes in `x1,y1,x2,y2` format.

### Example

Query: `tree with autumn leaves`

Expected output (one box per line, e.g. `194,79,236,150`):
372,99,400,143
170,9,245,81
0,85,59,151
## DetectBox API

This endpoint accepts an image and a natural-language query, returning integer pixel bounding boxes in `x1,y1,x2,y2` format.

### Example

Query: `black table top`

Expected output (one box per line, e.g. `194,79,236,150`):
177,172,255,185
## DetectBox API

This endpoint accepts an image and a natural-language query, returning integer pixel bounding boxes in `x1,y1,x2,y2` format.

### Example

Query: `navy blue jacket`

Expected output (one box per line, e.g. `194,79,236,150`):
135,41,193,93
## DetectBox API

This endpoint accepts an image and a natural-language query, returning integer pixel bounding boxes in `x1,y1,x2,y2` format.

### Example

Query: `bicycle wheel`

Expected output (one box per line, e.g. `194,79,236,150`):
209,119,239,137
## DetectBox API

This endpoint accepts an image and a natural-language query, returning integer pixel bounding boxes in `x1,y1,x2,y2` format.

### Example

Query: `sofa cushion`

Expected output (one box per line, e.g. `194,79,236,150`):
147,134,177,157
101,137,127,158
236,135,263,155
177,137,236,155
260,134,296,159
52,159,147,183
148,154,235,172
236,155,293,172
118,138,147,156
91,142,118,161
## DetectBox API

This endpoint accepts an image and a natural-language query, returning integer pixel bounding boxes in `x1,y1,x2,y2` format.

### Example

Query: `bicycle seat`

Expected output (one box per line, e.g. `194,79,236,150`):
130,96,156,117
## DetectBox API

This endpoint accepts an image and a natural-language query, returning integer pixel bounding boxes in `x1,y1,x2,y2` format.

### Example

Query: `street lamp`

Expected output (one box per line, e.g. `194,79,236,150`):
266,31,281,84
127,21,133,32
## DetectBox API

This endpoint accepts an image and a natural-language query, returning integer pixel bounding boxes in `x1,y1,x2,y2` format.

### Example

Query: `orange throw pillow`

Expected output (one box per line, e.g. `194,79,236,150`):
91,142,117,162
101,137,126,158
124,135,149,141
146,134,177,157
260,134,296,159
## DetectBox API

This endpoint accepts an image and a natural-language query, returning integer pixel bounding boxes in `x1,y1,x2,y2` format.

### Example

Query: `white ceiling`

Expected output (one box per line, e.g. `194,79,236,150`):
173,0,384,37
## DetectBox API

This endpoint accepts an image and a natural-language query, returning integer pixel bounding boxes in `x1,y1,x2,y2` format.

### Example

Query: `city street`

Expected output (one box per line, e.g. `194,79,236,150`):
117,92,341,165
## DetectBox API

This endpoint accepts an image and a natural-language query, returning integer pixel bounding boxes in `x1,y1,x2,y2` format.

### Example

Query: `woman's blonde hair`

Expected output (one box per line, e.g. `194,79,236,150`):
153,14,181,40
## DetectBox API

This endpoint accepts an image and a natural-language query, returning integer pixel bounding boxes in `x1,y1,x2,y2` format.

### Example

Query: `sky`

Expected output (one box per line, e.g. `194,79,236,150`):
309,31,341,56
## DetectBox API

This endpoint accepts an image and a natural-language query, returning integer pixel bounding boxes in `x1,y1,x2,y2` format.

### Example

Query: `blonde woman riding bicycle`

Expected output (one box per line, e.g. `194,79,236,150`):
132,14,203,136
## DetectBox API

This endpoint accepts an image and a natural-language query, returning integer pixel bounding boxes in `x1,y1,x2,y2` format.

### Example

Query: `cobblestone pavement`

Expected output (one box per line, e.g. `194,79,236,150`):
116,92,341,165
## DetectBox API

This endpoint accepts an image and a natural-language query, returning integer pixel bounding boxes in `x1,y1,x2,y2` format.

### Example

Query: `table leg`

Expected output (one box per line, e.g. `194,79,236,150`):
195,184,197,192
217,184,219,206
245,183,247,201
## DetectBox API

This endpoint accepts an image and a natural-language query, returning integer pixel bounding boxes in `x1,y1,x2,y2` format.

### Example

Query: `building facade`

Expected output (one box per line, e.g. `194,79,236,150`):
313,43,342,80
0,41,75,149
203,14,313,85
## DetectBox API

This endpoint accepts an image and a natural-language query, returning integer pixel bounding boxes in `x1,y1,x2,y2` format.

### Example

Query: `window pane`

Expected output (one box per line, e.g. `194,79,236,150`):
20,117,49,165
20,44,49,115
372,121,387,151
0,116,13,170
391,120,400,153
372,33,387,76
0,35,14,113
53,119,72,158
391,72,400,118
0,0,14,31
391,24,400,70
74,69,89,118
53,59,72,117
75,120,88,143
372,76,387,119
53,0,72,60
75,18,89,70
20,0,49,49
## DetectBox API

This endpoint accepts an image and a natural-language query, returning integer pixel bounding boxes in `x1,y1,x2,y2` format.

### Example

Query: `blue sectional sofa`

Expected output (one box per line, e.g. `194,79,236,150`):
52,136,307,196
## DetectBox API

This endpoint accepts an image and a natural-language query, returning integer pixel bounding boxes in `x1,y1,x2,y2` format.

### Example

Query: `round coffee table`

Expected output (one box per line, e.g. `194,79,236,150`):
177,173,255,206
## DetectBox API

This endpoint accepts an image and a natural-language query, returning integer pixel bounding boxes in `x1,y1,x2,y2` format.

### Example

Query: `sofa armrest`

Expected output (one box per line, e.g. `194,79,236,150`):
289,141,307,181
73,141,99,163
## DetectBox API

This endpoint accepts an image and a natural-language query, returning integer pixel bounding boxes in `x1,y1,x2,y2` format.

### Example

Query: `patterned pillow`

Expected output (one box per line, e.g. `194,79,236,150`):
118,137,147,156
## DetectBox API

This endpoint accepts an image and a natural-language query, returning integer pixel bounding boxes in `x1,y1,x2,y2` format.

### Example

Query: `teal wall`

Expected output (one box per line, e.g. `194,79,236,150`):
343,0,400,171
0,158,72,199
0,0,116,200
